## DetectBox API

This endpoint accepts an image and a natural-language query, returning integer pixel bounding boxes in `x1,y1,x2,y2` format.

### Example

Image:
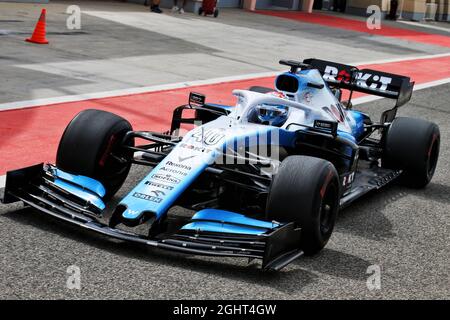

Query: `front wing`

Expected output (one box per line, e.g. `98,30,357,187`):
1,163,303,271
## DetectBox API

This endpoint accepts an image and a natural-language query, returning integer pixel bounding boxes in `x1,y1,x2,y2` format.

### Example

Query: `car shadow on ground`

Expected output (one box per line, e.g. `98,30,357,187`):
0,205,318,294
335,180,450,242
3,177,446,293
410,181,450,205
293,248,372,281
334,183,407,241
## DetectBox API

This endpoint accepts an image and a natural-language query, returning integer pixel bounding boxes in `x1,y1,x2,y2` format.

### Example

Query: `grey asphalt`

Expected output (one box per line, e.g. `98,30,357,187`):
0,1,449,300
1,84,449,300
0,1,448,104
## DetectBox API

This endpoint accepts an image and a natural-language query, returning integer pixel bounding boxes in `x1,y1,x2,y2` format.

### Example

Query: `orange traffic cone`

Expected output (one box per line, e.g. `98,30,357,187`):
26,9,49,44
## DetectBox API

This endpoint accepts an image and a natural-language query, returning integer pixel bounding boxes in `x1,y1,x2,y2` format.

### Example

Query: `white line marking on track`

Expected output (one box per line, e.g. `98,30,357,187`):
350,52,450,66
0,71,279,112
1,53,449,112
398,21,450,33
0,175,5,188
0,78,449,180
413,77,450,90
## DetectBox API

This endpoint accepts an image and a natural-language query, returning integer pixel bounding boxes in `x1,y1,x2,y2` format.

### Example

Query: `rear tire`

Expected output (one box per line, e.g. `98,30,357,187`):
56,109,133,199
384,117,440,188
198,7,203,15
266,156,340,255
213,9,219,18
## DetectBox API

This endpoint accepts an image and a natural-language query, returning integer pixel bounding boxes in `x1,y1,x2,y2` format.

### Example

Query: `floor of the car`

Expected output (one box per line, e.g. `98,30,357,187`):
340,161,402,208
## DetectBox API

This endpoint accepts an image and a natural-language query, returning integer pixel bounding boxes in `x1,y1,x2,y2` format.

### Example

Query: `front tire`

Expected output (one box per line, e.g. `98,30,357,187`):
384,117,440,188
56,109,133,199
266,156,340,255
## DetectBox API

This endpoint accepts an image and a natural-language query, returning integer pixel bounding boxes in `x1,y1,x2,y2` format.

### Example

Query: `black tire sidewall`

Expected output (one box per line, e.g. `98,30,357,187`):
384,117,440,188
266,156,340,255
56,109,133,198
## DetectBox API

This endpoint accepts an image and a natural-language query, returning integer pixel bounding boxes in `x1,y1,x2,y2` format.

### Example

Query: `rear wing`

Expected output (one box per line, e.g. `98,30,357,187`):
303,58,414,107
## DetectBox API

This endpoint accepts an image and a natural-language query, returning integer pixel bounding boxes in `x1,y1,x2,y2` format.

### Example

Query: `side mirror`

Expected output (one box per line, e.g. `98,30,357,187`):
189,92,205,108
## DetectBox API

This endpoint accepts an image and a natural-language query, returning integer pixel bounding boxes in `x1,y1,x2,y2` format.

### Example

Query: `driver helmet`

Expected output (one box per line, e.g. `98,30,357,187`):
254,103,289,127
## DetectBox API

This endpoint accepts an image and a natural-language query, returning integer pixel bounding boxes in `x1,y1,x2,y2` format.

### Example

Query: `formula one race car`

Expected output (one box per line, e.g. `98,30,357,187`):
2,59,440,271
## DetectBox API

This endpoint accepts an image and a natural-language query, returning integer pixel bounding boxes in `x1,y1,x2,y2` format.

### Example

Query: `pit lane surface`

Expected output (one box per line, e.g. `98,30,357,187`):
1,84,449,299
1,1,449,299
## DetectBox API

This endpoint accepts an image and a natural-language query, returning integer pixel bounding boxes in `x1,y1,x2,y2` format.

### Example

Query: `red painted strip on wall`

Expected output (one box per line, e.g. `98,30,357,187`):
254,11,450,48
1,55,449,175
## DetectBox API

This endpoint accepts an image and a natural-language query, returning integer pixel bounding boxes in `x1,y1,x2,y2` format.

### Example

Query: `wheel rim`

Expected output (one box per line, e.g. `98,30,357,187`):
98,130,133,193
319,183,337,235
101,134,125,174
